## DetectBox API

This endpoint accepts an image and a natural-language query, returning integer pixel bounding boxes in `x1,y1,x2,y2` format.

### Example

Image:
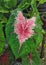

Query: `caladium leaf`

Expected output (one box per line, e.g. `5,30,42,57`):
6,9,36,58
6,7,43,61
0,22,5,55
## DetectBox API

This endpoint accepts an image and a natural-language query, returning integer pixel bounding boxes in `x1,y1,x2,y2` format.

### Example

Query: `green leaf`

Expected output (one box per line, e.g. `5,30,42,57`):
4,0,17,9
0,6,9,13
32,50,40,65
0,0,17,12
0,22,5,55
18,0,31,10
6,8,43,59
22,57,30,65
6,9,36,58
38,0,46,4
0,13,7,23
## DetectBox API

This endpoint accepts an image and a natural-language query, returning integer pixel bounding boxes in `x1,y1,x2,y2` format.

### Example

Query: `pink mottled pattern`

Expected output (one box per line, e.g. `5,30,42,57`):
14,11,36,46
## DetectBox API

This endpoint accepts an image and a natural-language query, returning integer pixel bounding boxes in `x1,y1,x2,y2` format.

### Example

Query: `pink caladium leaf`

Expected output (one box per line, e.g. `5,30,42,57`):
14,11,36,50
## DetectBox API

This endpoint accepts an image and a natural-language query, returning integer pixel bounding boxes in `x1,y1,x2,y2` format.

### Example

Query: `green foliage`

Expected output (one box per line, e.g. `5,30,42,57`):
0,0,45,64
6,9,37,59
0,13,7,23
0,22,5,55
18,0,31,10
38,0,46,4
32,50,40,65
5,0,44,64
22,57,31,65
0,6,9,13
0,0,17,13
4,0,17,9
0,0,17,9
6,7,43,65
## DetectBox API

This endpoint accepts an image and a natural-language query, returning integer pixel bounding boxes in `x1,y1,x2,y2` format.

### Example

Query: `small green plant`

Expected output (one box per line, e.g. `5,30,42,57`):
0,0,46,65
